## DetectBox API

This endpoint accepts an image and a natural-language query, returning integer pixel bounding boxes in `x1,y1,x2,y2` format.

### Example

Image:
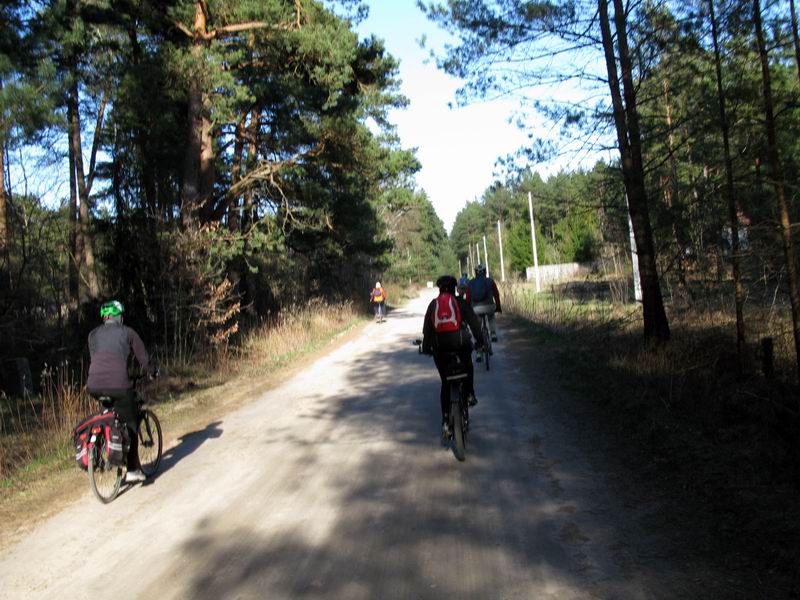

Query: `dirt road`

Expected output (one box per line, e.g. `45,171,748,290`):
0,291,735,599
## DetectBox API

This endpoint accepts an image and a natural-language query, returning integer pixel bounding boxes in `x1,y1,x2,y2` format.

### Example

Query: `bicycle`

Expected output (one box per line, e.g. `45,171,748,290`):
87,373,163,504
414,340,470,461
473,305,494,371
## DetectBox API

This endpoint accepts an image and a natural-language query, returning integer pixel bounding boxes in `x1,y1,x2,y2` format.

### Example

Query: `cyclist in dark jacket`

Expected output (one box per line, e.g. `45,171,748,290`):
422,275,484,439
466,264,502,342
87,300,150,483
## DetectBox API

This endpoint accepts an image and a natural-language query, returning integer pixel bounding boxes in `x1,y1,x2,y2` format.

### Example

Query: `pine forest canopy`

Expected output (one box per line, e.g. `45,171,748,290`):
1,0,800,380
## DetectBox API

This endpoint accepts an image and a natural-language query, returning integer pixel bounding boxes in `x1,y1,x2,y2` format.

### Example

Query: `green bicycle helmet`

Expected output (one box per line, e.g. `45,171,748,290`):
100,300,124,319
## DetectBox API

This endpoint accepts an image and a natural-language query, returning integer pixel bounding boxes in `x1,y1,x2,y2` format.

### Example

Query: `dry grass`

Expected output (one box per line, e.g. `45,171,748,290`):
503,281,641,338
235,299,359,374
503,280,797,380
381,282,419,305
0,362,92,480
503,280,799,488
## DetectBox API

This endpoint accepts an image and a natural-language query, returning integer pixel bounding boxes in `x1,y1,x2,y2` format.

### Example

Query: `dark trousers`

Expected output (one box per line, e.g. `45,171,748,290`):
433,349,475,424
88,388,139,471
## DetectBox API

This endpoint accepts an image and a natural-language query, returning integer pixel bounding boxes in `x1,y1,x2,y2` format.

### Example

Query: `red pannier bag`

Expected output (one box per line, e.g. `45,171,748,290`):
72,411,126,470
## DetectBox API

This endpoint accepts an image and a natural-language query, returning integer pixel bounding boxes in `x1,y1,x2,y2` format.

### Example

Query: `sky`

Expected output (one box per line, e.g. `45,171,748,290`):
354,1,535,231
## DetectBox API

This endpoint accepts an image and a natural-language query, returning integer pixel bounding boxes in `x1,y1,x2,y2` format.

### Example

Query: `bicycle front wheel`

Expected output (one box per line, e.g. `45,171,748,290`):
88,437,122,504
451,388,466,462
138,409,163,476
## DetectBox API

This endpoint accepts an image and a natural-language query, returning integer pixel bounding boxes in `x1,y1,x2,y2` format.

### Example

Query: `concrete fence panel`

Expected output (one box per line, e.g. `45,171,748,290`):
525,262,594,284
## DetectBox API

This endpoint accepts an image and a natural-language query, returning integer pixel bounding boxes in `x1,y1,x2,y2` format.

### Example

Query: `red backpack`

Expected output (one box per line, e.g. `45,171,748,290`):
432,293,461,333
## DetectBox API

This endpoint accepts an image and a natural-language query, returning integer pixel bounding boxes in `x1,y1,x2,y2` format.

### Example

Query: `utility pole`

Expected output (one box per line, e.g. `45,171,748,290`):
528,192,541,292
497,220,506,282
483,235,490,277
476,242,481,268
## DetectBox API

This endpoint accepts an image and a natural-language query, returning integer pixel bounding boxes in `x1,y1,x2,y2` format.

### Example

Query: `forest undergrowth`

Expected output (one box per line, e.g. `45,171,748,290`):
505,281,800,594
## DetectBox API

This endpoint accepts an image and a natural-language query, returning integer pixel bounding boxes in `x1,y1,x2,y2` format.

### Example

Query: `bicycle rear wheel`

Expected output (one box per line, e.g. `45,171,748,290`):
88,437,122,504
482,317,491,371
451,386,466,461
138,409,163,476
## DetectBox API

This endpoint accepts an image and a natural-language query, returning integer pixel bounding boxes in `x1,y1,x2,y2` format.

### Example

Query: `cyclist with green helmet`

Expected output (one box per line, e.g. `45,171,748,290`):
87,300,150,483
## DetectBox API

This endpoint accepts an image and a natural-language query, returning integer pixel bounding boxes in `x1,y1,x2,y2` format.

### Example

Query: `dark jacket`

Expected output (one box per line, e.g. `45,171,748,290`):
466,275,502,311
422,294,484,355
87,321,149,389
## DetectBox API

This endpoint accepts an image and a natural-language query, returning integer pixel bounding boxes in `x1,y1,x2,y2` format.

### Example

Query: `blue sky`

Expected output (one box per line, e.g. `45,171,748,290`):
354,1,533,231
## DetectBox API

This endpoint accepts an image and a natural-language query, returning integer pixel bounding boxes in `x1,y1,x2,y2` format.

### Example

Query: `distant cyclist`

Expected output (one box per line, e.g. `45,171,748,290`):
457,272,469,298
466,264,502,342
422,275,484,439
86,300,150,483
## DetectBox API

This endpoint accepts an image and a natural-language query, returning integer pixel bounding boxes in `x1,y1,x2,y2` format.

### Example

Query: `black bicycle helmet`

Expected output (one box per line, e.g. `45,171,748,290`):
436,275,457,294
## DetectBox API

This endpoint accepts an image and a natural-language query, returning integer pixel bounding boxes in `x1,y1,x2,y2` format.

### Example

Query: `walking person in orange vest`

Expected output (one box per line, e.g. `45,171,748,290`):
370,282,387,323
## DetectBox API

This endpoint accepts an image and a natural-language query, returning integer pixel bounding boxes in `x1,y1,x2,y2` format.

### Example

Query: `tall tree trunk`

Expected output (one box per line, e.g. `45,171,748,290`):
68,81,99,301
754,0,800,382
0,132,8,291
240,109,261,313
243,108,259,229
228,113,247,232
199,99,214,220
709,0,746,373
0,78,7,292
67,128,79,304
599,0,670,342
791,0,800,81
181,2,214,224
127,23,158,217
662,80,689,294
181,75,203,224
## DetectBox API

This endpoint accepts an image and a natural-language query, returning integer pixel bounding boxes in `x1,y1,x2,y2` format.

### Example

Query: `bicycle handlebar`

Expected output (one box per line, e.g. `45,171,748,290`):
131,367,160,385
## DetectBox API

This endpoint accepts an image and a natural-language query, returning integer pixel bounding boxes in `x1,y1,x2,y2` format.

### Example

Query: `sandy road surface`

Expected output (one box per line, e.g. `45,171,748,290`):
1,291,719,599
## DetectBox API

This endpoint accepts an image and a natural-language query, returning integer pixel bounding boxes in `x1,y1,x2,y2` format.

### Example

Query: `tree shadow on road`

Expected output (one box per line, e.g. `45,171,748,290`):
146,322,695,600
138,307,732,600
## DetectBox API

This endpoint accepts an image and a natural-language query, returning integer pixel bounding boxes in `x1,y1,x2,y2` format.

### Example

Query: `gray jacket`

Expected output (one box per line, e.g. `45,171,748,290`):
87,321,149,390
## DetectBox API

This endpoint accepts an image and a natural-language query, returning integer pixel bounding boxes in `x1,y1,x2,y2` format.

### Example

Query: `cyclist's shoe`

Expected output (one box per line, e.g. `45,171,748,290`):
491,334,498,342
125,469,146,483
467,393,478,407
475,350,483,363
441,422,452,441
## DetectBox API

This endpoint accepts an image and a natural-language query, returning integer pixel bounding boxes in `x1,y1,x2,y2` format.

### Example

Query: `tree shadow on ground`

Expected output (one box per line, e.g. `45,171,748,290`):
501,312,800,598
154,315,704,600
